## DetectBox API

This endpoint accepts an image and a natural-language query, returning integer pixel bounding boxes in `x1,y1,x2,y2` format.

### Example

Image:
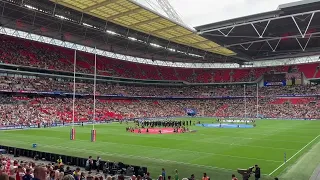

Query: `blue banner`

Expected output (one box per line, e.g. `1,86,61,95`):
185,108,197,116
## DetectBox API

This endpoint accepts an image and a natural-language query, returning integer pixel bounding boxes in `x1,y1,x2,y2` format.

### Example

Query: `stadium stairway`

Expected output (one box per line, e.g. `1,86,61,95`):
269,98,288,104
314,65,320,78
214,104,229,116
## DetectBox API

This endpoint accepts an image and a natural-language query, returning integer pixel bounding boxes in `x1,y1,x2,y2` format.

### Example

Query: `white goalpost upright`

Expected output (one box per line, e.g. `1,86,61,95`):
256,83,259,118
70,50,76,140
91,47,97,142
244,84,247,120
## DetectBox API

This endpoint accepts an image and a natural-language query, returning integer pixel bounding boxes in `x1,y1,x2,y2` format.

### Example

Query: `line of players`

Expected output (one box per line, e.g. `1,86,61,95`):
137,119,194,127
126,119,195,133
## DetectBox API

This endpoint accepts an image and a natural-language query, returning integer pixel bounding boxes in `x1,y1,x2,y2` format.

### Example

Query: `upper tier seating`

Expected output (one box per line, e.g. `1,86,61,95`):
0,35,319,83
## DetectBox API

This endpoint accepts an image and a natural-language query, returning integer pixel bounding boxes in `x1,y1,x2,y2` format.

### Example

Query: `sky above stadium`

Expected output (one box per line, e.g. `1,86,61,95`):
135,0,298,27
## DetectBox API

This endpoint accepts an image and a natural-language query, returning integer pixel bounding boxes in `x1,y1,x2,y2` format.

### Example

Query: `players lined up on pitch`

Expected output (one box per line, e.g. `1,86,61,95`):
126,120,194,134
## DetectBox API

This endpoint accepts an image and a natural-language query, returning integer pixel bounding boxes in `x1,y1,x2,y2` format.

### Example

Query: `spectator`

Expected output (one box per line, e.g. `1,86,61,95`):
201,173,209,180
232,174,238,180
85,157,93,172
62,175,74,180
0,173,9,180
188,174,194,180
34,166,47,180
174,170,179,180
22,168,33,180
161,168,166,180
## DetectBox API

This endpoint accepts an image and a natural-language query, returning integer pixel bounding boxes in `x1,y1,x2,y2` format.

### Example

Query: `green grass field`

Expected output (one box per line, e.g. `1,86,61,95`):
0,118,319,180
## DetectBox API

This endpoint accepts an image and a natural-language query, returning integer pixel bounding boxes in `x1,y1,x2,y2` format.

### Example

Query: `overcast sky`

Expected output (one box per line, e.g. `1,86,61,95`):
135,0,299,27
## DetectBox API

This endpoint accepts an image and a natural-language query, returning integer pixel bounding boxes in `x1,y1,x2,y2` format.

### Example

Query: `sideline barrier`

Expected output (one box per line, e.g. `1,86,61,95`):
0,145,147,175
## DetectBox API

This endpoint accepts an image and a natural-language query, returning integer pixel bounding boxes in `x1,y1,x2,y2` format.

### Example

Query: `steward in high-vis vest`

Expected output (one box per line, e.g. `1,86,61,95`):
57,156,63,167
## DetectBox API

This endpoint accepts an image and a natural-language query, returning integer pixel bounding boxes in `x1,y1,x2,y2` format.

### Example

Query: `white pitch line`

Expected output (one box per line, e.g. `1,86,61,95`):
269,134,320,176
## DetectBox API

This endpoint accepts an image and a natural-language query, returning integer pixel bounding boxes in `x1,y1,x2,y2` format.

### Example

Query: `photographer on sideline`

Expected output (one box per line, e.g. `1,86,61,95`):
254,165,261,180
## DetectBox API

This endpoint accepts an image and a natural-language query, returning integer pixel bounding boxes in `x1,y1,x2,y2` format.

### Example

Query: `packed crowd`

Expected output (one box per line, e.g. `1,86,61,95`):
0,155,130,180
0,76,319,97
1,35,320,83
0,154,270,180
0,95,318,127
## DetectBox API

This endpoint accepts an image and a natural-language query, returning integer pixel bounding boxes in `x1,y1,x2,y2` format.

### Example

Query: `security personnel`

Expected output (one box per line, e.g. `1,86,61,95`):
57,156,63,167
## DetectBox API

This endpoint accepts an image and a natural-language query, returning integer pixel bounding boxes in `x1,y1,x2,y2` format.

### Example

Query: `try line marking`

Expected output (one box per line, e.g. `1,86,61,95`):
269,134,320,176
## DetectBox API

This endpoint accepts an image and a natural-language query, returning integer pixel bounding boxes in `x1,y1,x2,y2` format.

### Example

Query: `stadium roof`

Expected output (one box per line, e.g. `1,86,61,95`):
0,0,319,68
0,0,242,65
195,0,320,61
51,0,235,56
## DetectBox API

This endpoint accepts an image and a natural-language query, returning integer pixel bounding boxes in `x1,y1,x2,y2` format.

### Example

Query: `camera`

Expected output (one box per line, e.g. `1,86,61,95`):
237,166,254,180
237,166,254,175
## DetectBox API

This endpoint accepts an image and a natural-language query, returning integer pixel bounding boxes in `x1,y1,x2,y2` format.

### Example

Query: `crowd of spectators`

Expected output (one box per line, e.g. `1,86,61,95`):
0,76,319,97
0,94,318,127
0,155,130,180
1,34,320,83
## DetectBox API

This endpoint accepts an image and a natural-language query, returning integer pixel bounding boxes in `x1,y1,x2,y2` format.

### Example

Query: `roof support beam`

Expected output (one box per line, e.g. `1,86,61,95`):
107,8,143,20
240,43,253,51
218,26,235,37
266,39,281,52
295,35,312,51
292,12,314,38
199,9,320,34
225,31,320,48
251,20,270,38
83,0,118,12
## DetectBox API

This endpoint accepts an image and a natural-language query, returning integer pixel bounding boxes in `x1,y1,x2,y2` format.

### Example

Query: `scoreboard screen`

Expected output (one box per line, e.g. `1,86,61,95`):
264,73,286,86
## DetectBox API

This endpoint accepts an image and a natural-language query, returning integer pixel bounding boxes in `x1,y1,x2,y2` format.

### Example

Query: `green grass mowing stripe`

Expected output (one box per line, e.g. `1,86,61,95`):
10,127,307,150
1,132,283,163
35,130,302,151
269,134,320,176
0,138,236,171
0,138,278,179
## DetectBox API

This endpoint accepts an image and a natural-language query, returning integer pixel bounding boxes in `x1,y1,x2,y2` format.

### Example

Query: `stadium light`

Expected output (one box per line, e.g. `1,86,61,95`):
167,48,175,52
24,4,37,10
55,14,72,21
128,37,137,41
106,30,118,35
189,53,203,58
150,43,161,48
83,23,93,28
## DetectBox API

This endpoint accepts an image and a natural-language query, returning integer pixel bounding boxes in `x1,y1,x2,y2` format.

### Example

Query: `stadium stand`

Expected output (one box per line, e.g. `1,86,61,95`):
0,94,319,128
1,35,320,84
1,0,320,180
0,76,320,97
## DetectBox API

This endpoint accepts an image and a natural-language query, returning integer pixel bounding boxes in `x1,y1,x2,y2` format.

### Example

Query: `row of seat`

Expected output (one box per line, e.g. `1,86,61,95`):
0,35,319,82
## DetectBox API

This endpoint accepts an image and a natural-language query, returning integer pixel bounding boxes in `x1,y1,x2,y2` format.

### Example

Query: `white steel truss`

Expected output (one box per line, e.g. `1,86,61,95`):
199,9,319,52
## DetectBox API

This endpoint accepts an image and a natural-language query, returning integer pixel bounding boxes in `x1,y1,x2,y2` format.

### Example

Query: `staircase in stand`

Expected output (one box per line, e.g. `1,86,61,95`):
214,104,229,116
